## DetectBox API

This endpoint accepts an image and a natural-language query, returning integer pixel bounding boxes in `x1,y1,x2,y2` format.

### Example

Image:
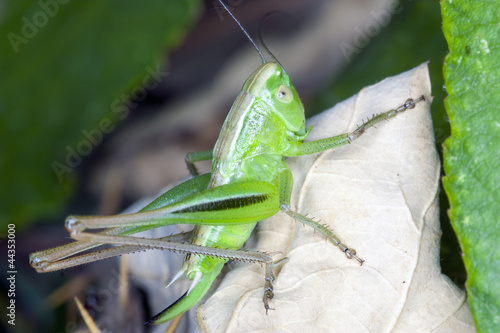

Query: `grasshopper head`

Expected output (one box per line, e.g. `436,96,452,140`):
243,62,307,136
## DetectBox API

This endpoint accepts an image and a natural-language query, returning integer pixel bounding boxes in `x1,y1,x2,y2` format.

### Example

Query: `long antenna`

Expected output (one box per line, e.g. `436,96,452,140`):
258,11,289,71
218,0,266,64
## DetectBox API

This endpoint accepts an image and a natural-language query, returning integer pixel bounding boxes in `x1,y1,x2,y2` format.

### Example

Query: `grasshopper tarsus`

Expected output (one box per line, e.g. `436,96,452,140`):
264,287,275,315
265,305,275,315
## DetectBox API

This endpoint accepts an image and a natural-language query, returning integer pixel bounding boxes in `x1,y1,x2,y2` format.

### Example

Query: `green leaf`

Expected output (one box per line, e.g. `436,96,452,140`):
441,0,500,331
0,0,201,227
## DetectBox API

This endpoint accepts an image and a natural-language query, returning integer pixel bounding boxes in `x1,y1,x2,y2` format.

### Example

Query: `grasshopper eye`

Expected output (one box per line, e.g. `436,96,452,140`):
275,85,294,104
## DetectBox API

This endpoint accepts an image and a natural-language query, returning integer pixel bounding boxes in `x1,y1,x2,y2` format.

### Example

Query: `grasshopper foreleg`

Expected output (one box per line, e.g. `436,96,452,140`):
347,96,425,142
290,96,426,156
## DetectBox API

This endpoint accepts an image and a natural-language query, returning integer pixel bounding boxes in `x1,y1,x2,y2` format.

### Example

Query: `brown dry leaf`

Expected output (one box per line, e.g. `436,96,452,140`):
196,63,476,332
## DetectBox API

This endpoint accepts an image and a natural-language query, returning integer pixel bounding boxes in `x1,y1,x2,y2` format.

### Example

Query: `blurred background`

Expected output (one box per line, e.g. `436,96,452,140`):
0,0,462,332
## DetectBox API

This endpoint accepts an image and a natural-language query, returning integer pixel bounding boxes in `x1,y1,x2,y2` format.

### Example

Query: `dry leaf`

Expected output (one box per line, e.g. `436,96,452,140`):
196,63,476,332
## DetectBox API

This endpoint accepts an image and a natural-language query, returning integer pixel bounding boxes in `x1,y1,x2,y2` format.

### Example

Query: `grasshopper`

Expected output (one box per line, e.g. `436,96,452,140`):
29,0,425,325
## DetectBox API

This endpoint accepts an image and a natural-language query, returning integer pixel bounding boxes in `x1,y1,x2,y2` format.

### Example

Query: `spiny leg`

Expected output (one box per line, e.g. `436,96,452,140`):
290,96,425,156
281,207,364,265
90,231,285,319
29,225,171,272
32,232,192,272
70,232,276,265
279,169,364,263
259,204,366,313
251,169,362,315
71,230,283,309
348,96,425,142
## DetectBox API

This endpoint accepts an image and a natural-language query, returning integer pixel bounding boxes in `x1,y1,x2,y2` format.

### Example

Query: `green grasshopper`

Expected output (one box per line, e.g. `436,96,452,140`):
29,0,425,325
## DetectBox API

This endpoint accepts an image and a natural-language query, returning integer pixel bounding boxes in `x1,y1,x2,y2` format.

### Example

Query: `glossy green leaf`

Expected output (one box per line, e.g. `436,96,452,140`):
0,0,201,227
441,0,500,331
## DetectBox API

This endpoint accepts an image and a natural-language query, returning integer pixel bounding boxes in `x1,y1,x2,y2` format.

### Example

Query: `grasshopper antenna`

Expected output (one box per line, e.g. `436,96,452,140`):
258,11,293,72
218,0,266,64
